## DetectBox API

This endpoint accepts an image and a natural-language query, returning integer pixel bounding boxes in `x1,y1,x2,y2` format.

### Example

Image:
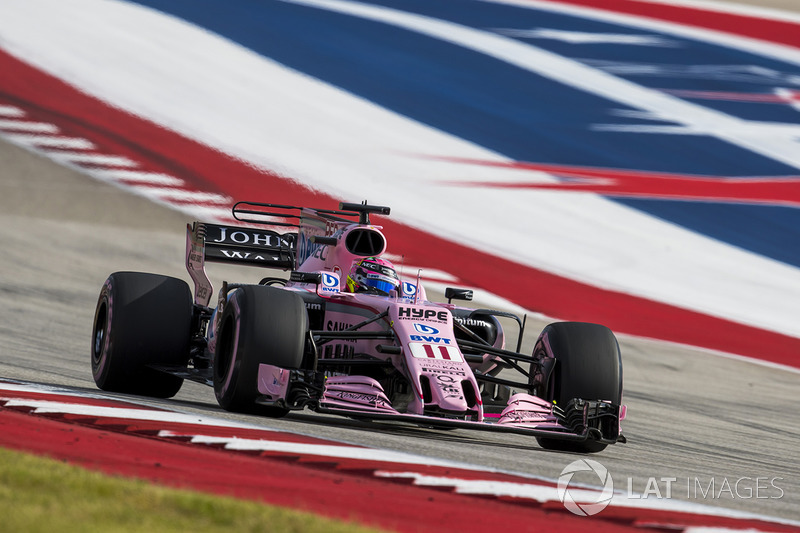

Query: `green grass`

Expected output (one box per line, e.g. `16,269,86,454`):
0,447,386,533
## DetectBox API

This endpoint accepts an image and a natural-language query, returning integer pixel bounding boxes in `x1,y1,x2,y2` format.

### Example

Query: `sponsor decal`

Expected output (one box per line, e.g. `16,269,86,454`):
398,306,449,323
320,272,339,294
312,244,328,261
413,324,439,334
360,260,397,278
297,231,322,265
433,374,463,400
218,250,280,261
326,320,356,333
401,281,417,298
503,410,551,423
453,316,490,328
298,225,341,265
329,390,390,407
258,366,290,398
409,343,463,362
421,366,466,376
409,335,452,344
209,226,285,247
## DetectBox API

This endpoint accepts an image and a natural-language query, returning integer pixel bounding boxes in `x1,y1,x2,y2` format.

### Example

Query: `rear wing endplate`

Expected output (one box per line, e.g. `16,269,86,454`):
186,222,295,306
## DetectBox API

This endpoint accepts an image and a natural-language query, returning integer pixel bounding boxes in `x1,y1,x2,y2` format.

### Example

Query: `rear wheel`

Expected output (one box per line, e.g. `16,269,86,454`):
534,322,622,453
213,285,307,417
91,272,192,398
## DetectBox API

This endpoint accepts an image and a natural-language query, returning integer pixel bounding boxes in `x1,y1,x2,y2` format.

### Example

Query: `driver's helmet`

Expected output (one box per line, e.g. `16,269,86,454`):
346,256,400,295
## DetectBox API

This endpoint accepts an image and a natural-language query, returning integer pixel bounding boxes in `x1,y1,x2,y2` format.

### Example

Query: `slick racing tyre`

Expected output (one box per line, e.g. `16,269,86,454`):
213,285,308,417
534,322,622,453
91,272,192,398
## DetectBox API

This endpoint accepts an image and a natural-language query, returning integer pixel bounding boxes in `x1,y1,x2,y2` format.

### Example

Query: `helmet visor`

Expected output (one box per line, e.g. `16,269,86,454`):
363,277,396,295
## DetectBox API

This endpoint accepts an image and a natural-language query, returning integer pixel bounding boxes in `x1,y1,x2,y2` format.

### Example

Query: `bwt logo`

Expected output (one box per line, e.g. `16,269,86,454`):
402,281,417,297
321,273,338,288
414,324,439,335
410,335,452,344
558,459,614,516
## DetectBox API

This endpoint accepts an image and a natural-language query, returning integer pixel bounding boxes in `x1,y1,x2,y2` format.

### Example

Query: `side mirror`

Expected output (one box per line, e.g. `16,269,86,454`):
290,271,322,284
311,236,338,246
445,287,473,304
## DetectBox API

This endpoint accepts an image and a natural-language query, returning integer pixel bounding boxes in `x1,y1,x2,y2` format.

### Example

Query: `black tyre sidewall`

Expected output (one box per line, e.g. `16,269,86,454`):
534,322,622,453
541,322,622,406
213,285,307,414
91,272,192,398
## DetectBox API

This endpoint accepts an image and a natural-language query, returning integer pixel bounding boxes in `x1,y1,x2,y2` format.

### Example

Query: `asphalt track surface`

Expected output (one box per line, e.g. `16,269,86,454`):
1,0,800,527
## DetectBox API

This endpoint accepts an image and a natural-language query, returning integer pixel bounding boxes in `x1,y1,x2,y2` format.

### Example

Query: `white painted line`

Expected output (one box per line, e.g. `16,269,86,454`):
382,255,460,283
138,188,231,204
0,105,24,117
175,205,237,223
48,151,139,167
182,205,236,219
98,169,184,186
633,0,800,24
0,120,59,133
167,433,467,468
374,472,800,526
0,394,477,470
494,27,679,47
591,124,700,134
0,397,249,428
5,133,95,150
378,470,559,501
0,383,283,431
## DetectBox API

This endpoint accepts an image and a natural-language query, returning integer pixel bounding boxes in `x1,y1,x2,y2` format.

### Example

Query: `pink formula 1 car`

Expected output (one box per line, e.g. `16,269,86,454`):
91,202,625,453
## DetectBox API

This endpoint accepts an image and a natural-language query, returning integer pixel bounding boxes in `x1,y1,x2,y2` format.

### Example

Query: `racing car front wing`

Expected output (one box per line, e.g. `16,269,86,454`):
254,363,625,446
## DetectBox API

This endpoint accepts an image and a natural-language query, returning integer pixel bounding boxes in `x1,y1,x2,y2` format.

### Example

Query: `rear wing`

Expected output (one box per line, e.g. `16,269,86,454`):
190,223,295,268
186,201,390,306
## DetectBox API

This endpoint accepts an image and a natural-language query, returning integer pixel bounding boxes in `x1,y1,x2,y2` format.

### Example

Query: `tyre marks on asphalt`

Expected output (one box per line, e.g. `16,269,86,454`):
1,380,798,533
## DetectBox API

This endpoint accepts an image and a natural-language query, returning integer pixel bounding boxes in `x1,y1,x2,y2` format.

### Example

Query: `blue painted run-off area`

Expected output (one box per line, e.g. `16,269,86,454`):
133,0,800,267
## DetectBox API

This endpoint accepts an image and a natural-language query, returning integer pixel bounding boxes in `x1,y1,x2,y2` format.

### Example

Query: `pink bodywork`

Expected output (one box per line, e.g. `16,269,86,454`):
246,216,573,431
257,363,291,402
320,375,396,413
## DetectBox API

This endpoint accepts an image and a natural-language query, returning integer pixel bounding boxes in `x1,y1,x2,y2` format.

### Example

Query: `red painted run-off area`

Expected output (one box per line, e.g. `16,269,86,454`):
1,45,799,368
544,0,800,48
2,387,798,533
544,0,800,47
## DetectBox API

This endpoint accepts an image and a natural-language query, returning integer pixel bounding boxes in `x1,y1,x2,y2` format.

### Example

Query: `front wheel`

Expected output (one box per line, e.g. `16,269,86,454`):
533,322,622,453
91,272,192,398
213,285,308,416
